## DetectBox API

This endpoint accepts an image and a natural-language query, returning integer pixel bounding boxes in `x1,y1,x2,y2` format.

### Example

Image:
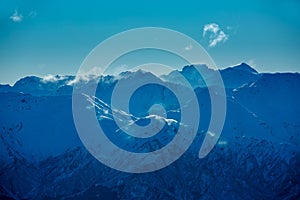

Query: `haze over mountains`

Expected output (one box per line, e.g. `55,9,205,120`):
0,63,299,199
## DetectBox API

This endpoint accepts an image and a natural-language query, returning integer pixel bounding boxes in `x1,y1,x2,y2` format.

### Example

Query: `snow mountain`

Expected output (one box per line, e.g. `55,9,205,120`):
0,63,299,199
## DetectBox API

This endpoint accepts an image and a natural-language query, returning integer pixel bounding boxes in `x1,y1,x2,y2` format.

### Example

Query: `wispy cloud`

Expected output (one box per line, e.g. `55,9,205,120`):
10,10,23,22
67,66,103,85
184,44,193,51
203,23,228,47
28,10,37,18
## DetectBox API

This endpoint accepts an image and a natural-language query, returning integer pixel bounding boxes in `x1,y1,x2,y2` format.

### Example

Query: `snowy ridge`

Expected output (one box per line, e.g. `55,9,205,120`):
86,94,180,127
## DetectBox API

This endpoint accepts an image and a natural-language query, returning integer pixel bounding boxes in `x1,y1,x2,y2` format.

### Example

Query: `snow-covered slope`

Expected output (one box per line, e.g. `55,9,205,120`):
0,63,299,199
0,92,81,161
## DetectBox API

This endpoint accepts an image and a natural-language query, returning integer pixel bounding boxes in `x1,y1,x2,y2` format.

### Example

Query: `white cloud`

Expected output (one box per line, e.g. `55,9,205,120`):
208,31,228,47
10,10,23,22
203,23,219,35
42,74,67,83
184,44,193,51
67,66,103,85
203,23,229,47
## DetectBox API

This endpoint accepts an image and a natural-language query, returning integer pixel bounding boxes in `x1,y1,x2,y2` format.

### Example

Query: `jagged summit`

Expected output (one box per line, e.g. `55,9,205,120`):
181,63,257,74
181,64,210,72
225,62,258,74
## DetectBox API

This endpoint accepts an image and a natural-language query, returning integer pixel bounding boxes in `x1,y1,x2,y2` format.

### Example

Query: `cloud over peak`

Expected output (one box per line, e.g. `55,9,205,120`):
203,23,228,47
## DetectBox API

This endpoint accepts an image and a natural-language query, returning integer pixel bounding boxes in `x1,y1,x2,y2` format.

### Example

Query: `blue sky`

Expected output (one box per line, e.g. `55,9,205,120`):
0,0,300,84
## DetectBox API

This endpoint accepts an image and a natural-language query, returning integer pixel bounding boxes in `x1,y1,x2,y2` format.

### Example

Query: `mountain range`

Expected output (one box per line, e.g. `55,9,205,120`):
0,63,299,199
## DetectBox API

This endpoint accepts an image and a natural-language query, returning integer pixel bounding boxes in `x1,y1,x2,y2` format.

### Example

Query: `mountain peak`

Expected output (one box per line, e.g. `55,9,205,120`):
231,63,258,73
13,76,42,87
181,64,210,72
